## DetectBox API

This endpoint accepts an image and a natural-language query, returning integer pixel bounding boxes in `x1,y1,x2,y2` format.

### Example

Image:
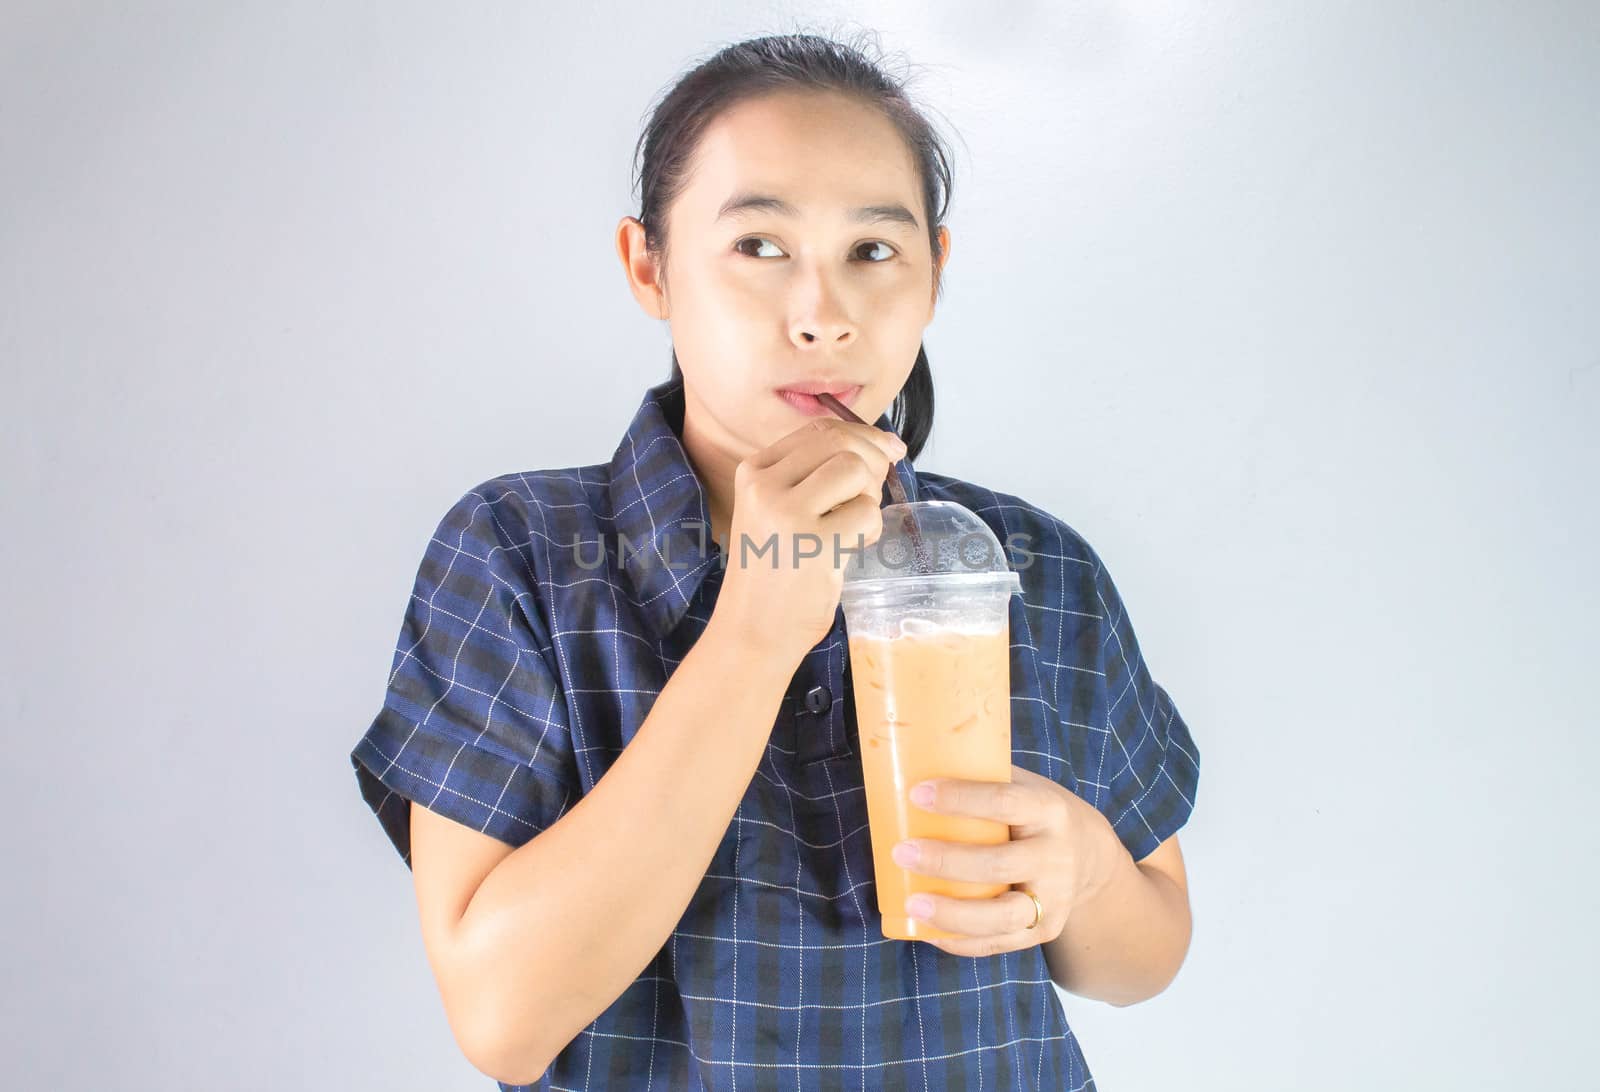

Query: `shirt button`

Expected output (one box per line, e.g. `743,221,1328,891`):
803,685,832,714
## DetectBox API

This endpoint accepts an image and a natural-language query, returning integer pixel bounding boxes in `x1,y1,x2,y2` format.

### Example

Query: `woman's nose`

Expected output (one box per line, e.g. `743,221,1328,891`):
796,326,854,346
784,270,857,342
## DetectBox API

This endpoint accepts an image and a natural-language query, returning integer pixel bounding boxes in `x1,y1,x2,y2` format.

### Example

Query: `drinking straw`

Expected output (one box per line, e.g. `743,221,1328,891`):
814,392,932,574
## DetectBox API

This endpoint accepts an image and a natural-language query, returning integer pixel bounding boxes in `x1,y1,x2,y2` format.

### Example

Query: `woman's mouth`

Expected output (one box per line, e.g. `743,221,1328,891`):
775,384,864,416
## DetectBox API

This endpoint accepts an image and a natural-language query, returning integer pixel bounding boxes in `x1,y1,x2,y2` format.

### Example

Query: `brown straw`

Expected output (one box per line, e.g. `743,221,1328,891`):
814,392,932,574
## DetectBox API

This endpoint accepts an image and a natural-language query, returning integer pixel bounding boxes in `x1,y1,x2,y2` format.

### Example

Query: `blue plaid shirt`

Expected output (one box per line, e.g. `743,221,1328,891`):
351,376,1200,1091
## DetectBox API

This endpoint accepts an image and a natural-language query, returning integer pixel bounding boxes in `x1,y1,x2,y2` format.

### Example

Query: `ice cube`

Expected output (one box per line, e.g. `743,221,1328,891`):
898,617,944,639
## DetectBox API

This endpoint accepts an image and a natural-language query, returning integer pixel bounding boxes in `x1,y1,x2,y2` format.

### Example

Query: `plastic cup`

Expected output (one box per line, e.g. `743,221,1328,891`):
840,500,1023,941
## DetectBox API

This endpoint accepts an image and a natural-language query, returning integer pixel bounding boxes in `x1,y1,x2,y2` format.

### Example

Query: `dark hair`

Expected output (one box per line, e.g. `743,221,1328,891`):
629,28,956,461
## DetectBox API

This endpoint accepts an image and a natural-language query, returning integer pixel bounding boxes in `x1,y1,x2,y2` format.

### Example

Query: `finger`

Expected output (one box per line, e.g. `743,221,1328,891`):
914,777,1045,826
753,418,902,477
850,419,908,461
920,928,1039,959
818,492,885,549
905,890,1040,938
896,837,1032,885
744,417,837,472
791,447,893,519
772,426,898,497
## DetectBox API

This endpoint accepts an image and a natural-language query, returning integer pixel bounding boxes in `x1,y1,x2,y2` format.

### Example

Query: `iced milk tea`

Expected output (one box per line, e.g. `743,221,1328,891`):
850,619,1013,941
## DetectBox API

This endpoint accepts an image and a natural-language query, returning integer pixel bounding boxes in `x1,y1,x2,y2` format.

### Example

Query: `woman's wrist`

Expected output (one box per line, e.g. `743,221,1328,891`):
702,606,806,686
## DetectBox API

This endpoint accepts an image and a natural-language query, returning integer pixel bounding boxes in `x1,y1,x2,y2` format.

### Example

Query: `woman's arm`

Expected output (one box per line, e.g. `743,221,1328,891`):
1042,811,1193,1007
410,613,796,1085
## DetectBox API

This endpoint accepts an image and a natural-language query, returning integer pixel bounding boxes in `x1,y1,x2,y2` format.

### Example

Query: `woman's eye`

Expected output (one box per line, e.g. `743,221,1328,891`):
734,236,784,259
732,237,897,262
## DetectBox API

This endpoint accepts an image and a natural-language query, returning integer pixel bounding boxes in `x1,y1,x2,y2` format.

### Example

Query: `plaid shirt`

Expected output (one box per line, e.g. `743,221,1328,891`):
351,376,1200,1091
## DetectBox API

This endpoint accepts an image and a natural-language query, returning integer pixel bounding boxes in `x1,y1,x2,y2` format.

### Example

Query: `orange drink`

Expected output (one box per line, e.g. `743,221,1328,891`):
838,499,1022,942
851,621,1013,940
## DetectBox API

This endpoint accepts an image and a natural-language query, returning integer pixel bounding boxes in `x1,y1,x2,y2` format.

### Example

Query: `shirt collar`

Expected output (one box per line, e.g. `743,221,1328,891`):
606,376,920,640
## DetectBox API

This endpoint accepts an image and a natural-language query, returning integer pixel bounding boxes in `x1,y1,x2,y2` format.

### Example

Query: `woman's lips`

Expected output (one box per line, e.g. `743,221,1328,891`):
776,384,863,416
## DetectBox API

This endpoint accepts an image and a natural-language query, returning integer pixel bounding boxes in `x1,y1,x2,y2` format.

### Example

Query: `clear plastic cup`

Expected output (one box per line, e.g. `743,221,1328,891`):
840,500,1023,941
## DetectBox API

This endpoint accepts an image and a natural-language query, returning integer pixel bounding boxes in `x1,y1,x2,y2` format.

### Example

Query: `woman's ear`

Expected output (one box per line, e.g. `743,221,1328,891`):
615,216,669,320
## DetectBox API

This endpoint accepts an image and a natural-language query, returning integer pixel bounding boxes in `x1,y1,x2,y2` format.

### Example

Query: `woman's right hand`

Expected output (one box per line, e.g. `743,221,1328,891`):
711,416,908,666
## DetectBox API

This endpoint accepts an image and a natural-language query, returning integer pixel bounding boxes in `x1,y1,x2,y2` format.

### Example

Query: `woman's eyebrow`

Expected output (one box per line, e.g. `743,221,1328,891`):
715,192,921,231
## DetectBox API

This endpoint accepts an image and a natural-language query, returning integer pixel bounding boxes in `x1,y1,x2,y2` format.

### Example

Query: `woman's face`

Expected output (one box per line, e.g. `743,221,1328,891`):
635,89,949,459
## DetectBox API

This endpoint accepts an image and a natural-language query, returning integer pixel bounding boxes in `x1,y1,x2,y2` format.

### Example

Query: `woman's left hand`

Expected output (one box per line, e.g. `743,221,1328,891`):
893,764,1117,958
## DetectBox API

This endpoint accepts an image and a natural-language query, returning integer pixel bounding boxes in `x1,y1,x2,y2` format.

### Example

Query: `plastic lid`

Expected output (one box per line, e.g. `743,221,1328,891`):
840,499,1022,592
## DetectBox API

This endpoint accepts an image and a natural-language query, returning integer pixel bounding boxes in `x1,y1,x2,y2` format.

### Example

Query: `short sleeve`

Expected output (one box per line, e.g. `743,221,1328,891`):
350,485,579,869
1084,545,1200,863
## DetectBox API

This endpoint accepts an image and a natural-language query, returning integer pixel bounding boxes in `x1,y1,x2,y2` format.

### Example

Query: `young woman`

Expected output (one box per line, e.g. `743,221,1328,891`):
351,31,1199,1091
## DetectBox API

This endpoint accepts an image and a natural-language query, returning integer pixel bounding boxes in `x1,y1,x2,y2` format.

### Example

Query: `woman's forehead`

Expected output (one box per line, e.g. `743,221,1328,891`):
679,97,922,220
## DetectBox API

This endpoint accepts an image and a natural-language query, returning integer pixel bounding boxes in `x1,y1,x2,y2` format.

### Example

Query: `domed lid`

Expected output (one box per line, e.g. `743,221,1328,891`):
840,499,1022,593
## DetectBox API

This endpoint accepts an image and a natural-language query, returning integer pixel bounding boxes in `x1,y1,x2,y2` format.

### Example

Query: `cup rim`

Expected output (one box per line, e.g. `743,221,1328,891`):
839,569,1022,597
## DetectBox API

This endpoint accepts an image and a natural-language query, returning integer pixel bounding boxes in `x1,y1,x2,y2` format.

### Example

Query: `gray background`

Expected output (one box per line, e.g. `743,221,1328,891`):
4,2,1595,1088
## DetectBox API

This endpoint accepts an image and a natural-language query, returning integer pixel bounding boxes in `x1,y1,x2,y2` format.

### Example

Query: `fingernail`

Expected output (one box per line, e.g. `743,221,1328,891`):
910,783,935,807
907,896,934,920
892,842,919,867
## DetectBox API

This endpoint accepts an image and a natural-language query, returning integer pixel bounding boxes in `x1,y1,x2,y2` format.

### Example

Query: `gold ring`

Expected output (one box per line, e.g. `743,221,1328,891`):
1021,889,1043,930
